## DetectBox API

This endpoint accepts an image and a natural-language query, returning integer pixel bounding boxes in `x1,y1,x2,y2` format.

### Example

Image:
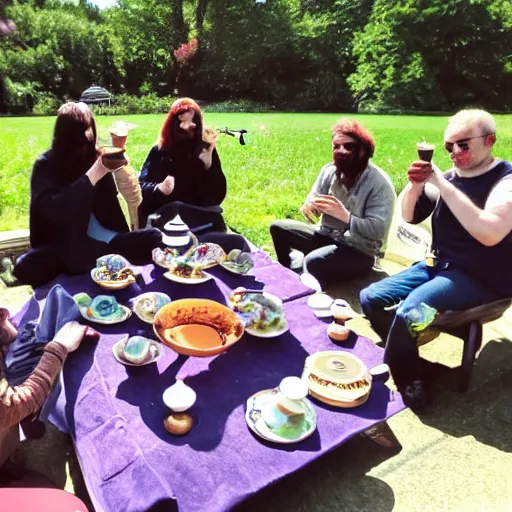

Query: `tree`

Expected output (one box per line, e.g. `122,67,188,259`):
348,0,512,111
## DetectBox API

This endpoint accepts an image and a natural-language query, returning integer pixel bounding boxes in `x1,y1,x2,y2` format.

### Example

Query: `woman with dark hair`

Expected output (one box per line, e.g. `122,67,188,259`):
13,102,162,288
138,97,249,252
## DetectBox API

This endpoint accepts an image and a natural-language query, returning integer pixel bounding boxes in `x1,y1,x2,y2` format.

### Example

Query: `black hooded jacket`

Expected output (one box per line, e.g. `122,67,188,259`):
29,150,129,272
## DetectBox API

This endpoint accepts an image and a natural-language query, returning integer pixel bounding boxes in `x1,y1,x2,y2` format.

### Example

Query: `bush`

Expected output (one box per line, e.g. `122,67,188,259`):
202,100,276,113
32,92,61,115
90,93,175,115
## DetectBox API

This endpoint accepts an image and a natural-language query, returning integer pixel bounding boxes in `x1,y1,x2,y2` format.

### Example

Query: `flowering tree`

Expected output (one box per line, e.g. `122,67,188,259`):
173,38,198,96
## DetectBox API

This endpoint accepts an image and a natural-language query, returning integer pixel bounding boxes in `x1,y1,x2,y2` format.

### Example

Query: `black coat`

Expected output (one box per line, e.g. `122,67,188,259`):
138,144,227,227
29,151,129,272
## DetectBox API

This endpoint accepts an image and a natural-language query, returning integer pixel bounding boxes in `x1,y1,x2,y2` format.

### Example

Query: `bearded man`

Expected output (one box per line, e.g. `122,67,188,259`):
270,119,396,289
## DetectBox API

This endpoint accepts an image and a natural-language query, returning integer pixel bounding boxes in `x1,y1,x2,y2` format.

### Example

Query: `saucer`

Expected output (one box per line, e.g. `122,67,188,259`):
163,271,212,285
245,322,289,338
307,293,333,310
112,337,163,366
79,305,131,325
245,388,317,444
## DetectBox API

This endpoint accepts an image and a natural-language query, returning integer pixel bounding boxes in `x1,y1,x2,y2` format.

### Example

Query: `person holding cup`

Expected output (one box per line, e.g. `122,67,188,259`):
360,109,512,412
13,102,162,288
270,119,396,289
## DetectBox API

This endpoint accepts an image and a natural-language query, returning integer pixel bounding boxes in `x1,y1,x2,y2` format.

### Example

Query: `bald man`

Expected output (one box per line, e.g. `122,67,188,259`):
360,109,512,411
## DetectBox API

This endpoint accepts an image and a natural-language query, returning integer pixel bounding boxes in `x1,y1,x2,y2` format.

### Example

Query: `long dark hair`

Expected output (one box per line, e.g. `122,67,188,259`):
159,97,205,149
51,102,99,179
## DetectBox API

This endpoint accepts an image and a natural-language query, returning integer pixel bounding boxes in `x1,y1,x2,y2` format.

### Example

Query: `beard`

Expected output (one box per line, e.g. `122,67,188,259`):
334,153,368,187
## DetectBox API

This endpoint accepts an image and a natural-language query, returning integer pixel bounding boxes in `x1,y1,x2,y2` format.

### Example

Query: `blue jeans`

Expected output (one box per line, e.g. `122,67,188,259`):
360,261,501,386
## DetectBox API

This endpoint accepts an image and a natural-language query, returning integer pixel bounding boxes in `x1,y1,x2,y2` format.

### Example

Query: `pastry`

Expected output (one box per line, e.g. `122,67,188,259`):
164,413,194,435
327,322,350,341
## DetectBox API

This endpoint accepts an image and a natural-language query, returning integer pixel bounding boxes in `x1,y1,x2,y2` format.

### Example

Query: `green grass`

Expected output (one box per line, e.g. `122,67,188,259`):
2,113,512,249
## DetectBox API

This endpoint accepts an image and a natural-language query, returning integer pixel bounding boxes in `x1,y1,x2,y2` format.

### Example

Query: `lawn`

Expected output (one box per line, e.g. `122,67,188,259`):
2,113,512,250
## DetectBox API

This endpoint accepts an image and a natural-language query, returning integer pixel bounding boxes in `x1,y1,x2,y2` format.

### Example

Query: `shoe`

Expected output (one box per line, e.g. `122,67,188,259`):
400,380,431,413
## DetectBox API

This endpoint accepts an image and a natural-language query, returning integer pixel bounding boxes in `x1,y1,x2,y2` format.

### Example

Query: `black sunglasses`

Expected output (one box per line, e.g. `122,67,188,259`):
333,142,359,151
444,134,493,153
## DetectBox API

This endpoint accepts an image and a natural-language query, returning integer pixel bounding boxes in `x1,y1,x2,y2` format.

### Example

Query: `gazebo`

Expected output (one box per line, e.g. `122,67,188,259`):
79,85,112,105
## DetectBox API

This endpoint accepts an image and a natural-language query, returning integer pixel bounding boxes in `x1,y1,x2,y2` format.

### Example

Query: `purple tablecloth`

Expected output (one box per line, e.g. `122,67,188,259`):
13,252,405,512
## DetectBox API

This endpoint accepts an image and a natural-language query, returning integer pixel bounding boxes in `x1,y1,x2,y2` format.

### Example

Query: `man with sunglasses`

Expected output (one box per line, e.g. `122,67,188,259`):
270,119,395,289
360,109,512,412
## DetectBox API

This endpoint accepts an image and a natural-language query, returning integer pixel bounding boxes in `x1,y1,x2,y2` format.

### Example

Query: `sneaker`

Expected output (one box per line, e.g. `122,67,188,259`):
400,380,431,413
289,250,304,271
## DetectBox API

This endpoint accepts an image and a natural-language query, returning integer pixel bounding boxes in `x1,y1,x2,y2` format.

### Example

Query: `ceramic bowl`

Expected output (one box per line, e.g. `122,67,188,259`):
90,268,136,290
153,299,245,357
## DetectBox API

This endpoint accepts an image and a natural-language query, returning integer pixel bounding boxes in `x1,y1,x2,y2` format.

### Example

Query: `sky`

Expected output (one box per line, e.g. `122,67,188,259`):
88,0,117,9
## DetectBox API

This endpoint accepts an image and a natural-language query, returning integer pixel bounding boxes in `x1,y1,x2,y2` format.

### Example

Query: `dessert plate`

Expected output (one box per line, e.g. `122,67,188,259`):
163,270,212,285
112,337,163,366
245,322,289,338
79,305,131,325
245,389,317,444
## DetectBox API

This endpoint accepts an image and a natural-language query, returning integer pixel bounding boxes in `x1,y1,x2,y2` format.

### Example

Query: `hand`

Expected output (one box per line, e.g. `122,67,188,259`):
198,141,216,169
407,161,433,184
299,201,318,224
311,195,349,223
53,321,89,353
101,152,128,171
157,176,175,195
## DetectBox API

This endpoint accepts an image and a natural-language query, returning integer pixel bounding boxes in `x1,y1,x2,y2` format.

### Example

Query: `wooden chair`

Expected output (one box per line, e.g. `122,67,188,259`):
426,298,512,392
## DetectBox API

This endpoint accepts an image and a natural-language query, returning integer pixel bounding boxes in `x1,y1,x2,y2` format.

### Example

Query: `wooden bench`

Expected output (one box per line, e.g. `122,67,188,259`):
0,229,30,262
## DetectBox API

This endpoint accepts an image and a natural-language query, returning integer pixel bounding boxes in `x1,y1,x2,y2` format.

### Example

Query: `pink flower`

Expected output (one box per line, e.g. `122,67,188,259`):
173,39,198,65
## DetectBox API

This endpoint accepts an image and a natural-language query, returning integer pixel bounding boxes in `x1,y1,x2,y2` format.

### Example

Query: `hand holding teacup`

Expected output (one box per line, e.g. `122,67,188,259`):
101,147,128,171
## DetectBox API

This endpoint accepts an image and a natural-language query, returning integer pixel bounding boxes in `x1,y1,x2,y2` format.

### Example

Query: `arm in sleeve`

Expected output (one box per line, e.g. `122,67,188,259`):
410,188,437,224
194,148,227,206
306,164,334,202
139,145,168,210
0,342,67,432
31,159,96,226
349,182,397,242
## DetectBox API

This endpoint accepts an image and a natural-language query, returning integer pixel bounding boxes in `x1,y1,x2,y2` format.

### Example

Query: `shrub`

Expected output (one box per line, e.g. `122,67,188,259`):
202,100,276,113
32,92,61,115
90,93,175,115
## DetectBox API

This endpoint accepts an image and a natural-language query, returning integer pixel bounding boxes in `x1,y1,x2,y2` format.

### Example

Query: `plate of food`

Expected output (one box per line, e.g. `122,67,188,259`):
91,254,136,290
112,335,163,366
132,292,172,324
219,249,254,275
246,387,317,444
229,288,288,338
153,243,224,271
73,293,131,325
185,243,226,269
163,261,213,284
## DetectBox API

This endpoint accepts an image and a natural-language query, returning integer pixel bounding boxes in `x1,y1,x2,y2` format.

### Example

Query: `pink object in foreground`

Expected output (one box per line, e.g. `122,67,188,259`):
0,18,16,35
0,488,88,512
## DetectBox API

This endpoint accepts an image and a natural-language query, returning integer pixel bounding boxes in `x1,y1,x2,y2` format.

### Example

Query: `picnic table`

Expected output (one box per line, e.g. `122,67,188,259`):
13,251,405,512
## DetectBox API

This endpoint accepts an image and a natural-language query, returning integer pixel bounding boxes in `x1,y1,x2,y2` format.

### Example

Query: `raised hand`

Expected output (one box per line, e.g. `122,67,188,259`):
408,161,433,184
311,194,349,223
299,201,318,224
157,175,175,195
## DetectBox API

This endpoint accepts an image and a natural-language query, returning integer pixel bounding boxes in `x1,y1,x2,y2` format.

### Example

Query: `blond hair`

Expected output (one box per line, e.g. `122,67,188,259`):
448,109,496,135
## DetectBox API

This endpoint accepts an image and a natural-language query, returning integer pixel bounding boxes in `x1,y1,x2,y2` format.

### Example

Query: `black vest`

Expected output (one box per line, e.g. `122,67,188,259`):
432,161,512,296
